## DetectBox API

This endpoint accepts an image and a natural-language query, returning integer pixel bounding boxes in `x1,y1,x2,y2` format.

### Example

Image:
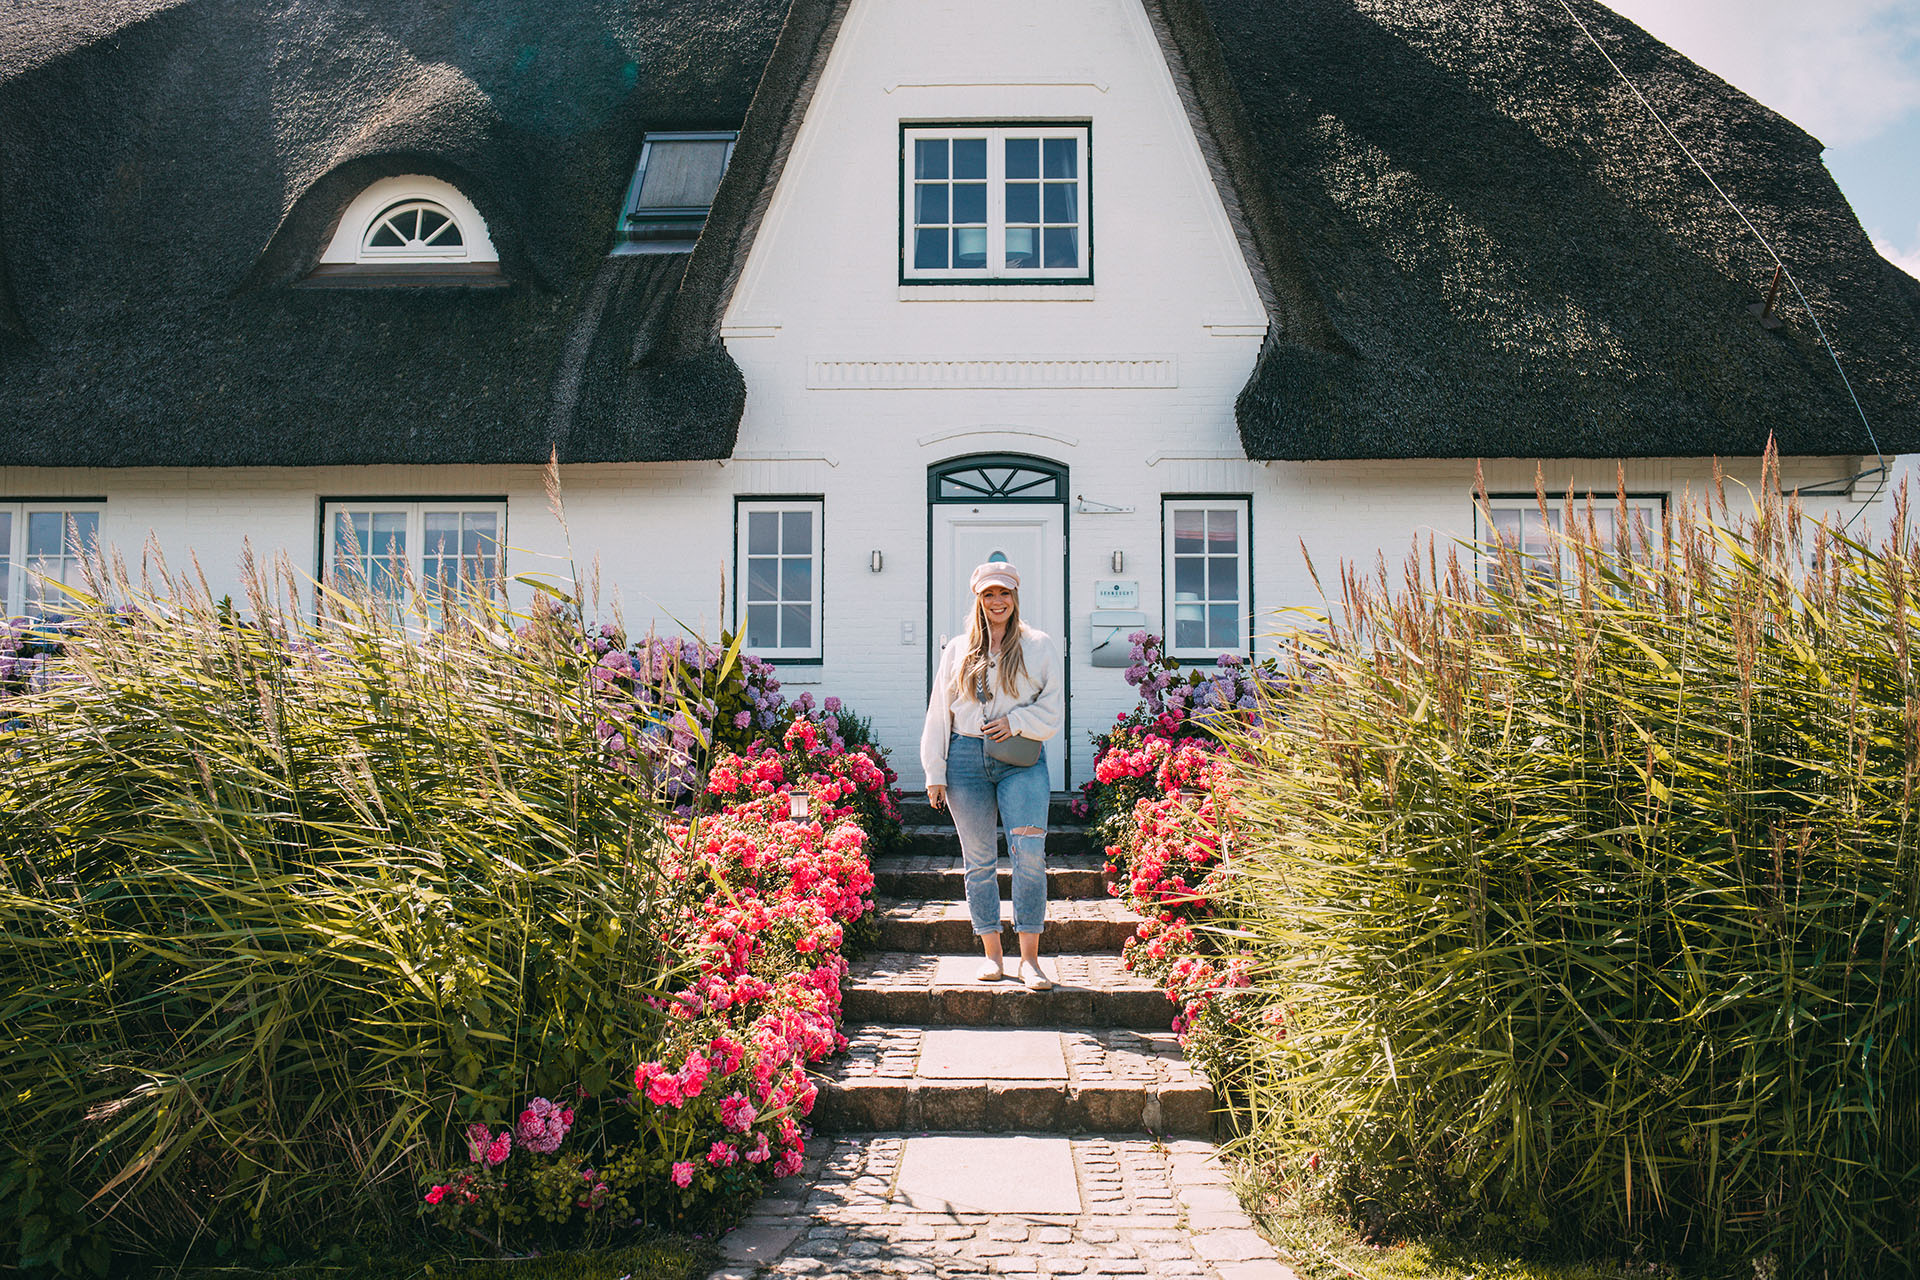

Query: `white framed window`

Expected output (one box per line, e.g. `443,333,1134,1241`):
901,124,1090,282
1476,494,1665,586
317,175,499,266
1163,497,1251,660
735,499,823,661
1,502,102,621
614,131,737,254
321,500,505,623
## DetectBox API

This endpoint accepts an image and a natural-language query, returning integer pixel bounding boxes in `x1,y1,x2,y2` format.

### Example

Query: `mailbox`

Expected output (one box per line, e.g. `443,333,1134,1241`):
1089,610,1150,668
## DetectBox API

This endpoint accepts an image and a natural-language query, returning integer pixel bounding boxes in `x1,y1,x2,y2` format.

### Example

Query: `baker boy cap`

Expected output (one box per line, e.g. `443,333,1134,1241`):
969,562,1021,594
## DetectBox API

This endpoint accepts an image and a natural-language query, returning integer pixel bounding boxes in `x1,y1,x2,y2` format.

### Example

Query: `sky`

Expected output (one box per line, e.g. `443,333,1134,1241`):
1601,0,1920,279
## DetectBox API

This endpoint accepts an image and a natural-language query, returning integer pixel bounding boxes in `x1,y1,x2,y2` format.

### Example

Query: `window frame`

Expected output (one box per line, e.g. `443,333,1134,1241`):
1475,492,1666,587
899,121,1093,285
1,499,105,621
613,131,739,255
733,496,825,664
317,497,508,621
1161,495,1253,663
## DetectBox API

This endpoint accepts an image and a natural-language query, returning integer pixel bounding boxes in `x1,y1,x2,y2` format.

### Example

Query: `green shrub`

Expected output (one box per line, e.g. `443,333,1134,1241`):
1224,472,1920,1276
0,561,681,1272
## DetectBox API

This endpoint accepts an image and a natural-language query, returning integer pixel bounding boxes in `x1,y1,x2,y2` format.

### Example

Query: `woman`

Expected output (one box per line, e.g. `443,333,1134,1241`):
920,562,1064,989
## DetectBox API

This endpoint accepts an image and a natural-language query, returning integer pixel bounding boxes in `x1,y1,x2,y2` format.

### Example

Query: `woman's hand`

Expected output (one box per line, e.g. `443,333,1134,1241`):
983,717,1013,741
927,784,947,811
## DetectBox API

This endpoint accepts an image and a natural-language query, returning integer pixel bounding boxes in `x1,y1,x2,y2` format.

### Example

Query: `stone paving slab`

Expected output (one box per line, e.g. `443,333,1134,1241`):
812,1027,1212,1134
873,853,1110,900
843,952,1173,1029
875,897,1144,953
711,1134,1302,1280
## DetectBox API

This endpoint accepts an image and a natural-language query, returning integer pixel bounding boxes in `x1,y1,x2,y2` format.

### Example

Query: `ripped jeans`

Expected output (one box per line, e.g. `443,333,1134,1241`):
943,732,1049,936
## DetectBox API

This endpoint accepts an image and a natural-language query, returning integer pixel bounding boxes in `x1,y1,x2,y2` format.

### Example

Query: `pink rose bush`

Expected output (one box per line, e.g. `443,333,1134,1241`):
1082,633,1277,1089
418,685,894,1248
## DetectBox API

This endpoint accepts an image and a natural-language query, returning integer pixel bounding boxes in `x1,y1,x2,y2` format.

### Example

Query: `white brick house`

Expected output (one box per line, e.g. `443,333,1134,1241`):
3,0,1916,787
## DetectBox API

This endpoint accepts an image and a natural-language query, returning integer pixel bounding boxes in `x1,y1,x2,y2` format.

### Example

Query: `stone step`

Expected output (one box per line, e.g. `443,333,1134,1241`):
873,896,1144,954
872,852,1110,900
811,1025,1214,1135
843,951,1171,1028
899,793,1083,827
900,823,1097,859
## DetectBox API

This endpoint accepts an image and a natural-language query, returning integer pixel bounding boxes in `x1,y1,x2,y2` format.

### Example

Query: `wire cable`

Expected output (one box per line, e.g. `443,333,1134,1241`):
1555,0,1889,525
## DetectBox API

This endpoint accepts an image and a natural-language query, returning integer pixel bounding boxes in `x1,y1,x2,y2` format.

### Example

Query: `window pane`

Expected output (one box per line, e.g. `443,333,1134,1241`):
953,138,987,179
1043,182,1077,223
780,604,812,648
1173,509,1204,554
781,510,812,554
1174,605,1205,651
1004,227,1038,269
1174,557,1204,598
915,228,949,269
953,183,987,225
1006,137,1039,179
462,512,498,557
954,227,987,270
1208,556,1239,602
1208,604,1240,650
67,511,98,552
746,603,778,649
747,510,779,555
1043,137,1077,179
915,139,948,180
26,512,63,557
1042,227,1077,268
370,511,406,557
1207,508,1239,553
1490,509,1522,547
635,138,731,208
424,512,458,554
916,183,949,224
370,223,404,247
747,556,779,601
1006,183,1039,224
781,557,812,603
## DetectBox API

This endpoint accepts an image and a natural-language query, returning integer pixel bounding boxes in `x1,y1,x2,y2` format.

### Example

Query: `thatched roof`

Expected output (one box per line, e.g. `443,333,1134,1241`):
1,0,1913,467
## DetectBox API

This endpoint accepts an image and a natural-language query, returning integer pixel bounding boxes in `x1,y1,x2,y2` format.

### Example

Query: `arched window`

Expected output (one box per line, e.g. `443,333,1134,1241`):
311,175,501,284
362,200,466,256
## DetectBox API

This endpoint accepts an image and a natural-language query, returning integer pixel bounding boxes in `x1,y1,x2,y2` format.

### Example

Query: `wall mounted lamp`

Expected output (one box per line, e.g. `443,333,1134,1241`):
870,550,884,573
1111,550,1125,573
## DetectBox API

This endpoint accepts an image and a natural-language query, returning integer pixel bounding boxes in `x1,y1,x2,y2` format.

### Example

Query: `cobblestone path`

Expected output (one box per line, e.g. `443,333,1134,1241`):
708,798,1300,1280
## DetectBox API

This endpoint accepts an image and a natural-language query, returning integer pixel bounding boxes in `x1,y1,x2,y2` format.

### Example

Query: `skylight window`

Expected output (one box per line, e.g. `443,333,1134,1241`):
613,132,737,254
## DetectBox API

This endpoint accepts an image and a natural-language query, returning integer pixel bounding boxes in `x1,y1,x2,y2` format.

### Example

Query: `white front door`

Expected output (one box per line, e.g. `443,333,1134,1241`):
931,503,1068,790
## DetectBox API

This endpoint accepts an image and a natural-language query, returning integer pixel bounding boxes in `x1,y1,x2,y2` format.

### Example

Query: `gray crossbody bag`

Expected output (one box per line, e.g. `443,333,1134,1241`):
976,665,1043,767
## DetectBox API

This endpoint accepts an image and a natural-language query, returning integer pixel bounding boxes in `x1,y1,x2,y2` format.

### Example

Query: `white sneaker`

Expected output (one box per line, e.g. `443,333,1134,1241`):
976,958,1006,982
1017,959,1054,991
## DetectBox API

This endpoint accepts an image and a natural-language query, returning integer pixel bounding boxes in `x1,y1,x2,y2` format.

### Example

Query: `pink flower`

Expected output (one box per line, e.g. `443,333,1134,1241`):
483,1131,512,1167
773,1149,804,1178
671,1161,695,1188
720,1092,758,1132
465,1122,492,1164
745,1132,772,1163
424,1185,448,1206
708,1140,738,1167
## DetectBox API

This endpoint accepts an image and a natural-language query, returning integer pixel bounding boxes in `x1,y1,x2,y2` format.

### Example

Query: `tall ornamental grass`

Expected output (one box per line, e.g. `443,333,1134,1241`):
1,553,679,1271
1224,464,1920,1277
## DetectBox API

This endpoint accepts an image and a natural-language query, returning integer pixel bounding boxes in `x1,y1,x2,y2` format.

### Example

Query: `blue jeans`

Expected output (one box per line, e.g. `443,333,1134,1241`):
944,732,1049,937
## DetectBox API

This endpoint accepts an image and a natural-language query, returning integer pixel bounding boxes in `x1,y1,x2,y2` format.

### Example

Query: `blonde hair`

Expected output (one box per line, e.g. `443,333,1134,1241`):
953,591,1030,701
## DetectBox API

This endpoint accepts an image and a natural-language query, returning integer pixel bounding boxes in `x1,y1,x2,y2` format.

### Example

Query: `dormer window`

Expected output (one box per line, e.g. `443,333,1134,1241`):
613,132,737,254
305,175,503,287
363,200,466,256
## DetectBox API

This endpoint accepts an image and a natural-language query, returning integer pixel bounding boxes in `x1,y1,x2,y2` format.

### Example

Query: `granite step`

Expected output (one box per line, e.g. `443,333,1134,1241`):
873,896,1144,954
842,951,1171,1028
899,822,1097,858
871,851,1110,900
899,794,1082,826
810,1025,1214,1135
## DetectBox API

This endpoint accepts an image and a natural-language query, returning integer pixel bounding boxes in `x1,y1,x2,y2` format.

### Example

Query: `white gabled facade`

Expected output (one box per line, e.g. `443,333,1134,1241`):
0,0,1894,790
